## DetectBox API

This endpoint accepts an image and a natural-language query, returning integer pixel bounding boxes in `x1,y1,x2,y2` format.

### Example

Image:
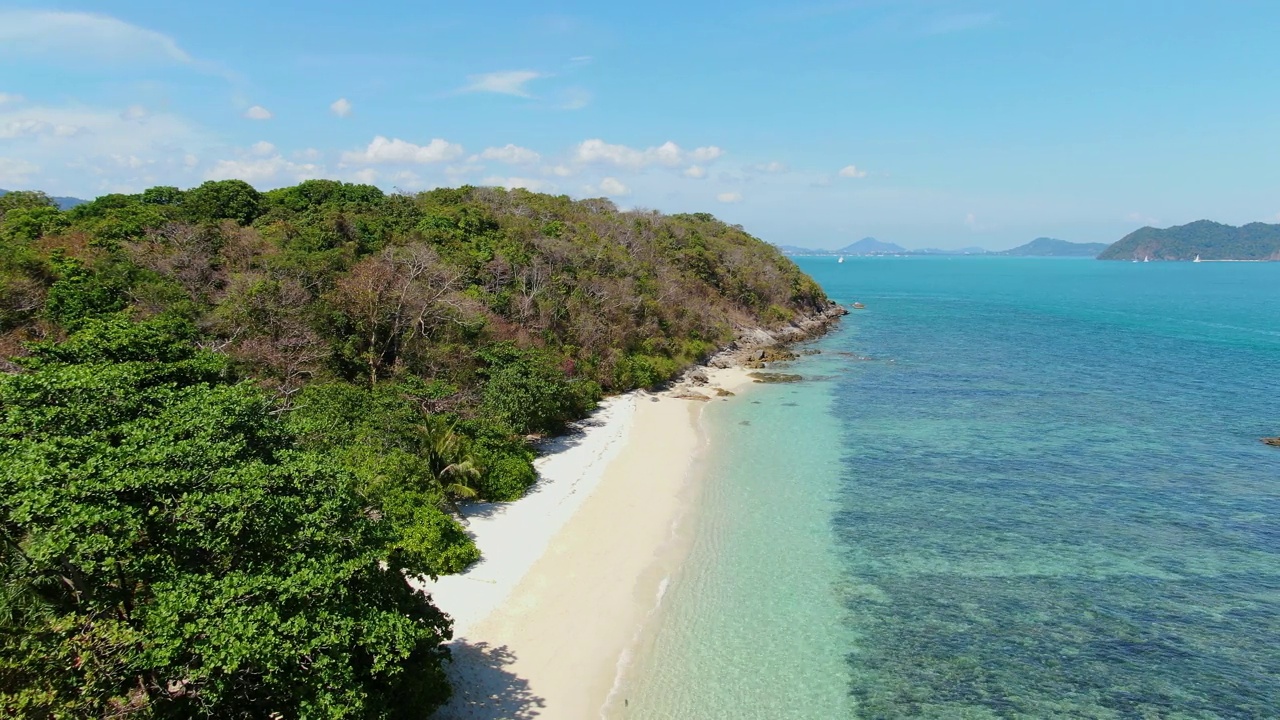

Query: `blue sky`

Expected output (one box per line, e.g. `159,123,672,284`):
2,0,1278,250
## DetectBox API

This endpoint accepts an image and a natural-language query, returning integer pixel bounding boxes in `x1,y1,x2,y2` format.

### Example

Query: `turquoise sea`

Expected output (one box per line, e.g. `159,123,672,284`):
618,257,1280,719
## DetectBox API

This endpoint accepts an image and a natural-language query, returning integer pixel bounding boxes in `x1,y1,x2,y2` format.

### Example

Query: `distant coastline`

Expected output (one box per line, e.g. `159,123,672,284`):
779,220,1280,262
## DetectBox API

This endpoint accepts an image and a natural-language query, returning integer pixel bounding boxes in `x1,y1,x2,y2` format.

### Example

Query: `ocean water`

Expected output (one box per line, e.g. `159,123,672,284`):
618,257,1280,719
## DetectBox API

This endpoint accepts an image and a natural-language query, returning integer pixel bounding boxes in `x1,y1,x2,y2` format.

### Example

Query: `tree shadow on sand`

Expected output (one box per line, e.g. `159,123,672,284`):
435,641,546,719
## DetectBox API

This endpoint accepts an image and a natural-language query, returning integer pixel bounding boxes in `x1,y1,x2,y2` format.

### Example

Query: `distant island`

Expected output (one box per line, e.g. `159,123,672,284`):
778,238,987,257
1098,220,1280,261
778,237,909,256
776,236,1104,258
995,237,1109,257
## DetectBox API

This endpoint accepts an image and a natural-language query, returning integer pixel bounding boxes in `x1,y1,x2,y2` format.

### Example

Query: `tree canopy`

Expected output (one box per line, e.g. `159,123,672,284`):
0,315,452,717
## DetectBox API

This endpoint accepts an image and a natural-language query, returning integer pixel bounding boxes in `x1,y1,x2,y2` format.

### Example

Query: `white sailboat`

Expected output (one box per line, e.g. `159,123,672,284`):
1144,255,1150,263
1193,254,1202,263
837,256,845,264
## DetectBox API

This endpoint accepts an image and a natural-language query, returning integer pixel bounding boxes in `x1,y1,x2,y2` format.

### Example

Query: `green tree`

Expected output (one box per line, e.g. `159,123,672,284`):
43,254,130,329
0,315,453,718
477,342,599,435
184,180,264,225
0,205,68,243
0,191,56,219
285,382,482,574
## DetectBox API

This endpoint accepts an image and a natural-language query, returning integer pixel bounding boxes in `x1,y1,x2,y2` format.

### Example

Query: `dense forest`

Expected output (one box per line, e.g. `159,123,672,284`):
0,181,831,717
1097,220,1280,261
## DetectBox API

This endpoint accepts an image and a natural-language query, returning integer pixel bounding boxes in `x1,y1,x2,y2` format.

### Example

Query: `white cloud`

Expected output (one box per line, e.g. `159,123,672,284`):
479,144,541,165
0,119,83,139
573,139,726,170
243,105,273,121
0,101,212,195
330,97,353,118
600,177,629,195
753,161,788,173
545,164,574,177
588,177,630,196
250,141,276,156
0,157,40,185
183,154,199,168
391,170,425,190
294,148,322,161
717,192,743,203
690,146,724,163
463,70,544,97
0,10,193,64
683,165,707,179
484,176,553,192
120,104,148,121
569,55,593,64
964,212,978,229
839,164,868,178
205,151,322,184
0,93,25,106
351,168,378,184
341,135,464,165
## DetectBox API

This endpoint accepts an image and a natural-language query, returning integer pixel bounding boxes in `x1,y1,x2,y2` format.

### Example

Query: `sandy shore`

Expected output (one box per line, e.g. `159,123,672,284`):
423,366,758,719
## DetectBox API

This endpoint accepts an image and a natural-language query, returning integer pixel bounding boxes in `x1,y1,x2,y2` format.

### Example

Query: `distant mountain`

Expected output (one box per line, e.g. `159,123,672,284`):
0,188,87,210
996,237,1109,257
775,244,828,256
839,237,908,255
1097,220,1280,261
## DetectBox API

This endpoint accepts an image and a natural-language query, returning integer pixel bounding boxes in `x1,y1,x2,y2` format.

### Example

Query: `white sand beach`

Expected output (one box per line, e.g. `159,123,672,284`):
422,366,757,719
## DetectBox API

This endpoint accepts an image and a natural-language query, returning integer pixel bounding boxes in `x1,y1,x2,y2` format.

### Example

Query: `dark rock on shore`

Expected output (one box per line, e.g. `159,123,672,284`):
1263,437,1280,447
749,372,804,383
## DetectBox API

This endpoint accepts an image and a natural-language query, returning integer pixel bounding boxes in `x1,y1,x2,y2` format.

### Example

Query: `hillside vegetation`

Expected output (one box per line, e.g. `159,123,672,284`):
995,237,1109,257
0,181,830,716
1098,220,1280,261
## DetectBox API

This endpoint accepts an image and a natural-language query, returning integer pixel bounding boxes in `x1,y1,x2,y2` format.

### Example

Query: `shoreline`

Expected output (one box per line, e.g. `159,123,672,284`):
423,304,845,718
424,366,759,719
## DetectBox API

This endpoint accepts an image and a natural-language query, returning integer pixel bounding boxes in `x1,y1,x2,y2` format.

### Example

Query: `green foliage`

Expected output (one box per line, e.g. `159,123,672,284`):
0,191,56,219
184,180,264,225
0,316,452,718
43,255,130,330
0,206,68,244
285,382,481,574
140,186,185,206
477,342,599,435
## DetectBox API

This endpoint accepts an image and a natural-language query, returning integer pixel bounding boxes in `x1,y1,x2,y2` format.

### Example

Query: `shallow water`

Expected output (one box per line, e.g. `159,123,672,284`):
620,257,1280,719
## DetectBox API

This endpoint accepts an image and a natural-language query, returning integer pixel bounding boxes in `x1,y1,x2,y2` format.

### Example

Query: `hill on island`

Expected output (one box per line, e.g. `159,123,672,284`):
840,237,908,255
1098,220,1280,261
0,180,833,716
996,237,1109,257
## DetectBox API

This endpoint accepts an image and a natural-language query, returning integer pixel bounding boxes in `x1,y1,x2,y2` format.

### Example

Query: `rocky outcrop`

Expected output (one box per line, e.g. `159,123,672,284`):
665,301,844,396
707,302,846,369
1263,437,1280,448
